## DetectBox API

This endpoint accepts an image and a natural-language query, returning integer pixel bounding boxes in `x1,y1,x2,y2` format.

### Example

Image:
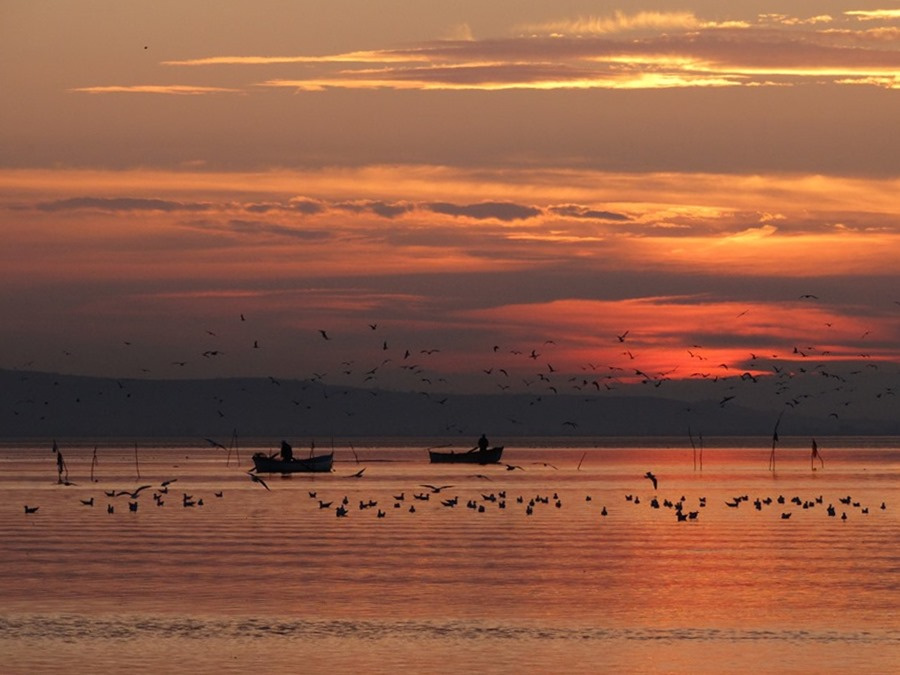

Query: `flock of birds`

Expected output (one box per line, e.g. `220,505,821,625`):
7,293,898,440
22,476,225,516
22,461,888,525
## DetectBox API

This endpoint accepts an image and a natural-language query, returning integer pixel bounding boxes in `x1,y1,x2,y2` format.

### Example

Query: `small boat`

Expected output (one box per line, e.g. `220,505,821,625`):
428,446,504,465
251,451,334,473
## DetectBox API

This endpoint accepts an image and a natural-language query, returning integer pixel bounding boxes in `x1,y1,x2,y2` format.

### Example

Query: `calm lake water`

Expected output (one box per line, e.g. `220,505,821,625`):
1,437,898,673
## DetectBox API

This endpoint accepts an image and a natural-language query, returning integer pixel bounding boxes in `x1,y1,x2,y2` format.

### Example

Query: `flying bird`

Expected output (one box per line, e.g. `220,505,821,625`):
247,472,270,490
319,330,330,340
420,484,453,493
617,330,629,342
116,485,152,499
644,471,658,490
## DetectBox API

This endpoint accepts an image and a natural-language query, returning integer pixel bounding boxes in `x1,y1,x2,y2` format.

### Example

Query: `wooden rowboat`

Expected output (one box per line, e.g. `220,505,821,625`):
428,446,504,465
251,451,334,473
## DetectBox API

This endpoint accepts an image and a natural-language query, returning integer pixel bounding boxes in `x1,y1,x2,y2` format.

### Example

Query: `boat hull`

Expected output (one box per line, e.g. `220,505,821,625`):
251,452,334,473
428,446,504,465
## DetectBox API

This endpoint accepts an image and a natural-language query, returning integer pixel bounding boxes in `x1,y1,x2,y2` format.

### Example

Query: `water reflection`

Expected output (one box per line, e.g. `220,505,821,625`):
0,441,897,671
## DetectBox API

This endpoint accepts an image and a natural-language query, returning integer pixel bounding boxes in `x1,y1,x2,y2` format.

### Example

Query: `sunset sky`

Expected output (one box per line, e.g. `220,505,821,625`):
2,2,899,402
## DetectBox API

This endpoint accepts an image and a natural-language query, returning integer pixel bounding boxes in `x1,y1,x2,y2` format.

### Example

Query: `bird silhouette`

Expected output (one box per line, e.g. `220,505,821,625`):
116,485,152,499
247,472,270,490
24,505,39,514
644,471,658,490
420,484,454,493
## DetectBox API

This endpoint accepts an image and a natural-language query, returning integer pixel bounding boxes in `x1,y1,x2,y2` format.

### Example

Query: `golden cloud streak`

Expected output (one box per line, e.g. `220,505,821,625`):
845,10,900,21
836,75,900,88
261,72,742,92
517,11,719,35
162,51,428,66
70,85,241,95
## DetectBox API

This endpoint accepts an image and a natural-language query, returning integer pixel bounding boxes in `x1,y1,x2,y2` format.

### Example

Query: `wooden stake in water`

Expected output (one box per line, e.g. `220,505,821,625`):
577,452,586,471
768,411,784,471
90,446,99,482
689,427,697,471
699,431,704,471
231,429,240,466
811,438,824,470
53,439,68,484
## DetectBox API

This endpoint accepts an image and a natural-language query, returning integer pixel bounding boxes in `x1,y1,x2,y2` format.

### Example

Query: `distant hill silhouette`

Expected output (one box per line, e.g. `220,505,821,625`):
1,369,896,439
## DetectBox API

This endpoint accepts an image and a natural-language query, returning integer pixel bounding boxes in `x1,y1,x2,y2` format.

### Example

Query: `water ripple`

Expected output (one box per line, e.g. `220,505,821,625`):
2,614,898,646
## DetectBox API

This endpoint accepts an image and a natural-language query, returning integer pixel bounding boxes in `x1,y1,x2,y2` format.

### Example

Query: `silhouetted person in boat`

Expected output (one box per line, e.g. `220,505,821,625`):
280,440,294,463
477,434,489,452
